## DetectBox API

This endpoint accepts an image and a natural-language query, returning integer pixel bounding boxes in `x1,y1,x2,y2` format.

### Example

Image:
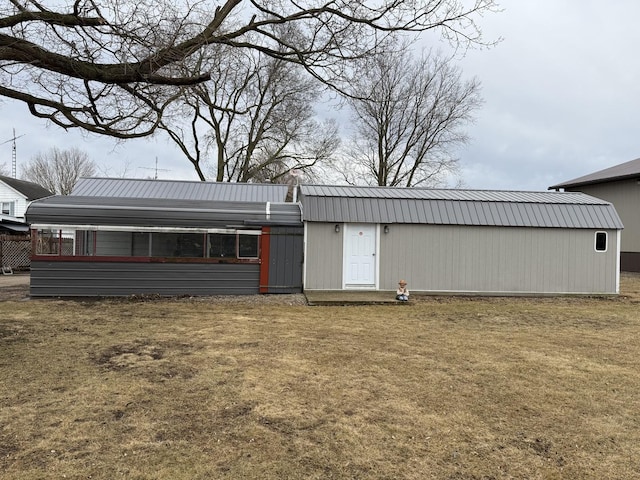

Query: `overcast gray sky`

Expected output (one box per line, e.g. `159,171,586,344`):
454,0,640,191
1,1,638,191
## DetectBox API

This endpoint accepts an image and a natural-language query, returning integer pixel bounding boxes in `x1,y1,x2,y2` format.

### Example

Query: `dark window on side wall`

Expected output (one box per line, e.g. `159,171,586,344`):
151,232,205,258
209,234,237,258
595,232,607,252
238,235,259,258
132,232,150,256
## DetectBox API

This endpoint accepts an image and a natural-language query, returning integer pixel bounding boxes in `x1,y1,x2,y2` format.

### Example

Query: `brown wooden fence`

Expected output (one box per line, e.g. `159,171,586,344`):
0,234,31,271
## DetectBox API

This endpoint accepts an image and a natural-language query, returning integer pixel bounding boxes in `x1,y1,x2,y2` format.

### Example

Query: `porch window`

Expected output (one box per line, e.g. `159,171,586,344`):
132,232,151,256
209,233,237,258
36,229,60,255
151,232,205,258
35,229,74,255
209,233,260,259
75,230,96,256
33,228,261,262
238,235,259,258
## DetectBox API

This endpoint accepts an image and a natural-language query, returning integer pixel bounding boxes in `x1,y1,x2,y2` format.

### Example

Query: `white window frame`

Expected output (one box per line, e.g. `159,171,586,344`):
594,231,608,252
1,201,15,216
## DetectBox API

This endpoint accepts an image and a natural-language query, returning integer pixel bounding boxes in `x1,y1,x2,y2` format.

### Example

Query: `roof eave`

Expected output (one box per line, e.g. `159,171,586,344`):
549,172,640,190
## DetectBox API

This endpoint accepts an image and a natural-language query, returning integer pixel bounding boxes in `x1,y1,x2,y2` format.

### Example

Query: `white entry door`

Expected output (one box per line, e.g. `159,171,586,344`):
344,224,376,288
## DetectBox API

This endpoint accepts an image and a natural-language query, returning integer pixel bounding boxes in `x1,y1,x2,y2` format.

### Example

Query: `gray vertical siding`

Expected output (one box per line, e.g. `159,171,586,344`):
30,261,260,297
377,224,619,294
304,223,344,289
305,222,619,294
267,227,303,293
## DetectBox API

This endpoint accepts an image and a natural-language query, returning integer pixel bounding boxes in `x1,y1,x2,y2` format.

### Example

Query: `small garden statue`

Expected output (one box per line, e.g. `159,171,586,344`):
396,280,409,302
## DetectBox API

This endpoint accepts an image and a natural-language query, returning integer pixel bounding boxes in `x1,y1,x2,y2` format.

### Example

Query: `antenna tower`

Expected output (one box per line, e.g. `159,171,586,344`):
139,157,170,180
1,129,25,178
11,128,17,178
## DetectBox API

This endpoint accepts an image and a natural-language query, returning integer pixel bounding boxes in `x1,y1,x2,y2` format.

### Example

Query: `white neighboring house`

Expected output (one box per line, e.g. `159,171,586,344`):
0,175,53,233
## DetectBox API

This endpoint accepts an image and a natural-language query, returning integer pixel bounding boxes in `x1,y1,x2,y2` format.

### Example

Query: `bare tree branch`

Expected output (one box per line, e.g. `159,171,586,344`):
159,39,340,183
343,42,482,187
0,0,498,138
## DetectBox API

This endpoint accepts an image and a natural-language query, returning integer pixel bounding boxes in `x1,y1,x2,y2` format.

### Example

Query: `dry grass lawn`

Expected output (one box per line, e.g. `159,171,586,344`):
2,275,640,479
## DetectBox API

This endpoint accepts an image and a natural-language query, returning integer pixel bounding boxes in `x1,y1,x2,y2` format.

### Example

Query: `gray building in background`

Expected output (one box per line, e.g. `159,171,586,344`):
550,157,640,272
300,185,623,295
26,179,303,297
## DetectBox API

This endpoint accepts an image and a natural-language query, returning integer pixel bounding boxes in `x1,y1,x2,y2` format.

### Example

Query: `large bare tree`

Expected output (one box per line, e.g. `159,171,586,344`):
342,45,482,187
22,147,96,194
160,41,340,182
0,0,498,139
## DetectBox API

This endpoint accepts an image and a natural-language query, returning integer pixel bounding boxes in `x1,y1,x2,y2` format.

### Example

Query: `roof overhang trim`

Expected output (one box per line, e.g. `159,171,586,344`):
30,224,262,234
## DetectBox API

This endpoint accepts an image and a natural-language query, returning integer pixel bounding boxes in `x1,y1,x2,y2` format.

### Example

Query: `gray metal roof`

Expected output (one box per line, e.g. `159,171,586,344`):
549,157,640,190
72,177,290,202
27,196,302,228
0,175,53,200
299,185,623,229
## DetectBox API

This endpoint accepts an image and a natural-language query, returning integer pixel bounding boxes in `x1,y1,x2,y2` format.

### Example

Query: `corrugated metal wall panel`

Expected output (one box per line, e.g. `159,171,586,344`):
30,261,260,297
267,227,304,293
377,224,619,294
304,223,343,289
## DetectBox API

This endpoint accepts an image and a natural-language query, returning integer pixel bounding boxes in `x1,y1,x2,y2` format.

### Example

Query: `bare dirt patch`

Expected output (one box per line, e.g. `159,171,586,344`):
0,273,29,301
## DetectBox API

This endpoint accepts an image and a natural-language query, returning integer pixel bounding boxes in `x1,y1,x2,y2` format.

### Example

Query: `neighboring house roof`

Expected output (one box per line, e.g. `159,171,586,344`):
26,195,302,228
0,214,29,233
71,177,290,203
548,157,640,190
299,185,623,230
0,175,53,200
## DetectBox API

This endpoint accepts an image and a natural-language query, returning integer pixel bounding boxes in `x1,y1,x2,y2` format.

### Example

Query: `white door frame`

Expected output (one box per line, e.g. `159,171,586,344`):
342,223,379,289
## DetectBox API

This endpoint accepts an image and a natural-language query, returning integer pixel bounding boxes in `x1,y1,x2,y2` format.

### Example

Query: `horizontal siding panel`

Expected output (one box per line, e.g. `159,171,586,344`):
27,197,302,227
30,261,259,297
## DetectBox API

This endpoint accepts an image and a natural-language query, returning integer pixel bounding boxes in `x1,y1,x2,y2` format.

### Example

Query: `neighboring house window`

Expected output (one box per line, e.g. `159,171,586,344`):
1,201,14,216
595,231,607,252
